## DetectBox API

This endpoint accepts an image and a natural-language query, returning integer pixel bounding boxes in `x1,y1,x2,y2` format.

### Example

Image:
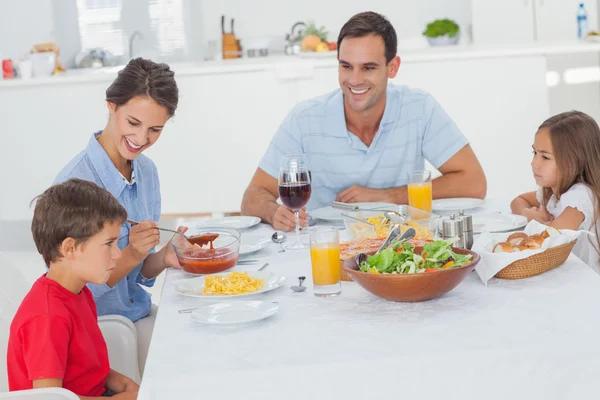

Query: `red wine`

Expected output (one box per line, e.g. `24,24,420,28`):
279,182,311,209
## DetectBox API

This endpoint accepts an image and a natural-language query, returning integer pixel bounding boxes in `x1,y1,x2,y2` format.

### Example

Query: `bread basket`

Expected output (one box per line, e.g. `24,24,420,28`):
494,240,577,279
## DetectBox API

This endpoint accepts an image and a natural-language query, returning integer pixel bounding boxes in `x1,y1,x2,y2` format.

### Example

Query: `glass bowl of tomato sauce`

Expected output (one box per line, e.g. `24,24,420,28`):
172,226,240,275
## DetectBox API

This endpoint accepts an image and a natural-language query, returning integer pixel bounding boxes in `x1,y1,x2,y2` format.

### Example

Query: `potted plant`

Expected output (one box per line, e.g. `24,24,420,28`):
422,19,460,46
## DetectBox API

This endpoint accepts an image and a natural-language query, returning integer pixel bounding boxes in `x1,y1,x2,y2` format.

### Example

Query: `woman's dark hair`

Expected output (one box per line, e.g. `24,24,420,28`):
106,57,179,116
337,11,397,63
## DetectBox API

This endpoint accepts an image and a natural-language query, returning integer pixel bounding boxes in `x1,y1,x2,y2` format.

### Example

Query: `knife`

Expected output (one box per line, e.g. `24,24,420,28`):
330,201,360,210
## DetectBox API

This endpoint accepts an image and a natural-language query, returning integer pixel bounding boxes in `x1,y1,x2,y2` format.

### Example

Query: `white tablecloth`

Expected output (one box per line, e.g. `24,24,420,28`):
139,202,600,400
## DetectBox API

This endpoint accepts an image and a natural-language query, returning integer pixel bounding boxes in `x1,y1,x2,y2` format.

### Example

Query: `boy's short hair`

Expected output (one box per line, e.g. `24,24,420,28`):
31,179,127,266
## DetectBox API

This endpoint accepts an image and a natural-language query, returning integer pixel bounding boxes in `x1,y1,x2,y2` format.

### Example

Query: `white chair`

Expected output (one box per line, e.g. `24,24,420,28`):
0,252,141,398
0,388,78,399
98,314,141,384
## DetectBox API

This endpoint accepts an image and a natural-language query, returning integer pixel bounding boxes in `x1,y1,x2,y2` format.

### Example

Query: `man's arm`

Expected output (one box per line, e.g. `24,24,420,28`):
337,145,486,204
241,168,308,231
241,168,280,226
429,144,486,200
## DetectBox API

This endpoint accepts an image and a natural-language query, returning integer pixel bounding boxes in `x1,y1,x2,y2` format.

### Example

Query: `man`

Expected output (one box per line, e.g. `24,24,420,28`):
241,11,486,231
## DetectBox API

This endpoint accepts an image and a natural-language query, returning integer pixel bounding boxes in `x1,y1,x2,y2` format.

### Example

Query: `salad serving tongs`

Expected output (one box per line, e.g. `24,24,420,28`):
355,227,417,268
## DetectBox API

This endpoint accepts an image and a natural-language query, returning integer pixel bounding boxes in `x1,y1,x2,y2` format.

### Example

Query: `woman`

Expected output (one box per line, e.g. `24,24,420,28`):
54,58,184,376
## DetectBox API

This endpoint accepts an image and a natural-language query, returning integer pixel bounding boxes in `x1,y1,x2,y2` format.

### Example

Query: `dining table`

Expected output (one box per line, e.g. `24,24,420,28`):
139,200,600,400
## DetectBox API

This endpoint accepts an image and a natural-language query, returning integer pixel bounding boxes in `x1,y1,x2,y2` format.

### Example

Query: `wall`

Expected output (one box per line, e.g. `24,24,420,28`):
0,0,472,67
0,0,54,60
202,0,473,50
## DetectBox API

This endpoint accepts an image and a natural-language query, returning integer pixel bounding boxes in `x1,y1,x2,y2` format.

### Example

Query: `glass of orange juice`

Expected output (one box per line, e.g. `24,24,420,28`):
309,228,341,297
408,170,432,212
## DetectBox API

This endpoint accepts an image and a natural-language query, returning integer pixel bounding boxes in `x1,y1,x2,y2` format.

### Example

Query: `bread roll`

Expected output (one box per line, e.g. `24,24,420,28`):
507,232,527,246
493,242,513,253
545,227,561,238
512,245,530,252
522,234,544,249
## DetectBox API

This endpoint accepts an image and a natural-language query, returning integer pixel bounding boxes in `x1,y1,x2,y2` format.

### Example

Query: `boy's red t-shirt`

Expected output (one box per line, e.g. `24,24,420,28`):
7,275,109,396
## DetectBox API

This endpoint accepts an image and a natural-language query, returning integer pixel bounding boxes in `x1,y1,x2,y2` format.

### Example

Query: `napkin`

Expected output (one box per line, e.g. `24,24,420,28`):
472,220,590,285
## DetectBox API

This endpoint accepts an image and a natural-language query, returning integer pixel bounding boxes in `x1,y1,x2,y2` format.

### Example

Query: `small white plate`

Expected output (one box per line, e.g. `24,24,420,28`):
174,271,286,299
185,216,261,230
310,202,397,222
239,236,271,255
472,212,528,233
432,198,485,212
190,301,279,325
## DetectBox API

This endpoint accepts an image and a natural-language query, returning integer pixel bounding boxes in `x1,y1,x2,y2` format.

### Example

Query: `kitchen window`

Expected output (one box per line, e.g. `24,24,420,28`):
76,0,125,56
74,0,186,59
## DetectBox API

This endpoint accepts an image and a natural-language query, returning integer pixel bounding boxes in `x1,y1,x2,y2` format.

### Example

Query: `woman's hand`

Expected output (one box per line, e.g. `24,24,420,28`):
161,226,188,269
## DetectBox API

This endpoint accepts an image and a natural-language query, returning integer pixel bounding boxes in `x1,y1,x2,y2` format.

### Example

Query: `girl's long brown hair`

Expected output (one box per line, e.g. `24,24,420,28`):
539,111,600,265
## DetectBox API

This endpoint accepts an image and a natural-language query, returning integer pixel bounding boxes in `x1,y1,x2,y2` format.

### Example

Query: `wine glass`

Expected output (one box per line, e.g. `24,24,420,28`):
278,163,312,250
280,154,312,185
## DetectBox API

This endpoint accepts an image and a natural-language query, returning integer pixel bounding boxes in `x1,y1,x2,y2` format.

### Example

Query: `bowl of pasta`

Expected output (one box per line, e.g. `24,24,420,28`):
172,226,240,275
342,205,440,240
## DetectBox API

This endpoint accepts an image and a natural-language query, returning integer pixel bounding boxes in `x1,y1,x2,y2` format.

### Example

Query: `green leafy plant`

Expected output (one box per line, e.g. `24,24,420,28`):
422,19,460,38
303,21,329,42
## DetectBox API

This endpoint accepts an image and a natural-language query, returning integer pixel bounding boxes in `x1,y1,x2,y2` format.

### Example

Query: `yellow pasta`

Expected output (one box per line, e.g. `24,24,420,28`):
201,272,264,295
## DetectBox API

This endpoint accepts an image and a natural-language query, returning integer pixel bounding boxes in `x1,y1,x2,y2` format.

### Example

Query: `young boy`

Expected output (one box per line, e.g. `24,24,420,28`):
7,179,139,399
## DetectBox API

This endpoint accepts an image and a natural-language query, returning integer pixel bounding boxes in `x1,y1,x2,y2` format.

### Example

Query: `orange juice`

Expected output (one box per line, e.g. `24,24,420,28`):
408,182,432,212
310,245,341,285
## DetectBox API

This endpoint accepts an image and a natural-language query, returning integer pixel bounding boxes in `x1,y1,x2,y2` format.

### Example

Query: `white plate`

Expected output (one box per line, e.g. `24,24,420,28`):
185,216,261,230
239,236,271,255
472,212,528,233
310,202,397,222
174,271,286,298
432,198,485,212
190,301,279,325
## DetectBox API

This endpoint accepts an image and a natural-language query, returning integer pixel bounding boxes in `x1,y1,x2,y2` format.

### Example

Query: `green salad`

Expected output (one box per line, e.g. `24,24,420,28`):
359,238,472,275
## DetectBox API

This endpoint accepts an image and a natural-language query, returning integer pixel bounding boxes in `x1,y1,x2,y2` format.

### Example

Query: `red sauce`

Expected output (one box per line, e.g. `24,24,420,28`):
188,233,220,249
178,233,238,274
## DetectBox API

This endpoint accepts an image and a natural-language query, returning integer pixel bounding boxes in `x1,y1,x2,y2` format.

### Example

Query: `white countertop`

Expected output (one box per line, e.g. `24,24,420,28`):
2,40,600,89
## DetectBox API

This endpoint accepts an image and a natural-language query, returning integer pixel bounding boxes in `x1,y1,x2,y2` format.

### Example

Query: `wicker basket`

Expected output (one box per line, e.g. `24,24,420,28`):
494,240,577,279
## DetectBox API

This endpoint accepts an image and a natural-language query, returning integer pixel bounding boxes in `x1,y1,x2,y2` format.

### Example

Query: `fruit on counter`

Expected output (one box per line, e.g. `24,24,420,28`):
303,21,328,42
315,42,330,52
327,42,337,51
301,34,323,52
301,21,331,52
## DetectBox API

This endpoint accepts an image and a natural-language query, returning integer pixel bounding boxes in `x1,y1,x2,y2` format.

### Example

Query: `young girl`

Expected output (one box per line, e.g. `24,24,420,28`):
511,110,600,272
54,58,185,376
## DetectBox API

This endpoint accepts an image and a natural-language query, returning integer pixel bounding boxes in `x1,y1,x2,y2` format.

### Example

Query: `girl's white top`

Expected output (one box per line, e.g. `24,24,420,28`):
537,183,599,272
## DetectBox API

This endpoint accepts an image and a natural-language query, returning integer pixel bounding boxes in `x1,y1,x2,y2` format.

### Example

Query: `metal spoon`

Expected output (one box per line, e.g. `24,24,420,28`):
271,232,287,253
290,276,306,292
355,227,417,268
127,219,182,235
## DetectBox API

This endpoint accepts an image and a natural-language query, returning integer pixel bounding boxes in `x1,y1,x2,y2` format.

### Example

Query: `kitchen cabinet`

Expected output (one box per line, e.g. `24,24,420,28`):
472,0,598,44
5,44,597,219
